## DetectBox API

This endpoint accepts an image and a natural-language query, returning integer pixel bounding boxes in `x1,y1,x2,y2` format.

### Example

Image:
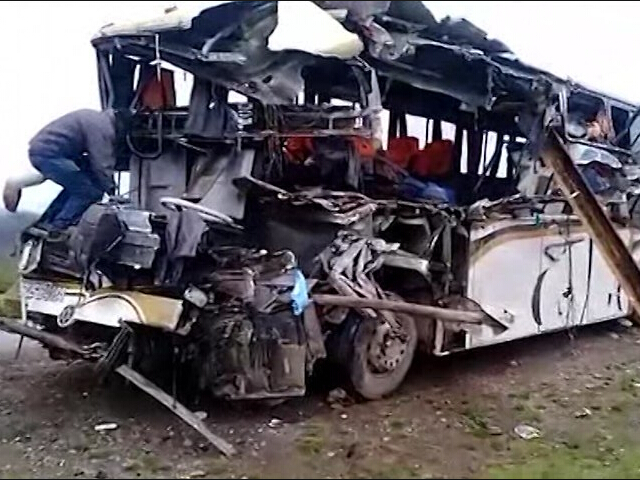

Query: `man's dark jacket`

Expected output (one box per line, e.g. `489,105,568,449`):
28,109,116,192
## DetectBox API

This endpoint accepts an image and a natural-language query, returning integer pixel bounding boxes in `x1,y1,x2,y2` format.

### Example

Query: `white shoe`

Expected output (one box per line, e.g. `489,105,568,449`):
3,180,22,212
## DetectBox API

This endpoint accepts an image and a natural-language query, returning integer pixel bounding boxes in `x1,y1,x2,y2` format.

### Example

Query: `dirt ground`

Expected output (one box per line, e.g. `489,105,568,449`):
3,320,640,479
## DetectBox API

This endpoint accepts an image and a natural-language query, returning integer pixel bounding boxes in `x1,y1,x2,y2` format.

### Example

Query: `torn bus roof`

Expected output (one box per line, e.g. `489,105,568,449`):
91,1,560,109
92,1,509,57
94,5,207,38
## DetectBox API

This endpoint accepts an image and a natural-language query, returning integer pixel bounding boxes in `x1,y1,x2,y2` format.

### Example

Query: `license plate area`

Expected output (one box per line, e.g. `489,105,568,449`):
21,280,66,303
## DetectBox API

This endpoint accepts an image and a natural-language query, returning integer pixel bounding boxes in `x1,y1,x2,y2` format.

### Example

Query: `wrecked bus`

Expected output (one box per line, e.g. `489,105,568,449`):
6,1,640,406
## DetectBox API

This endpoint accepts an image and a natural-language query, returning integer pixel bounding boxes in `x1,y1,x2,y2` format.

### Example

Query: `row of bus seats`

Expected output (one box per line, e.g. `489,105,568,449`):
385,135,456,204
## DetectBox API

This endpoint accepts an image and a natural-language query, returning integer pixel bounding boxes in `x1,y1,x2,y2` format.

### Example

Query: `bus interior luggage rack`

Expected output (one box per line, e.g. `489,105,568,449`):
129,104,373,143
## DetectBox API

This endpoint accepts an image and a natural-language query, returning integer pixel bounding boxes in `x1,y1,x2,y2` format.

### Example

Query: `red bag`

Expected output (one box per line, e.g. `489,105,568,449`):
140,69,176,111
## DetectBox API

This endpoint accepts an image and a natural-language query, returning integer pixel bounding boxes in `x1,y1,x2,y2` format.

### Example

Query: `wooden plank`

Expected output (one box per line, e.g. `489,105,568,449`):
115,365,237,457
540,131,640,319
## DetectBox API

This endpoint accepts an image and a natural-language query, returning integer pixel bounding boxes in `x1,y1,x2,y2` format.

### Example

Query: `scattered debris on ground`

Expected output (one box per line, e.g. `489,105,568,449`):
2,322,640,478
514,424,541,440
94,423,119,433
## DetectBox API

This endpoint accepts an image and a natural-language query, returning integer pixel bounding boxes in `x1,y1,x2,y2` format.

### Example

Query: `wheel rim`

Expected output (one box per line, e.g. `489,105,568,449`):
366,320,409,374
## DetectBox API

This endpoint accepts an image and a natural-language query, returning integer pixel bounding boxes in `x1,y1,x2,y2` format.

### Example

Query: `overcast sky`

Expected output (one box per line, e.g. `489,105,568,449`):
1,1,639,213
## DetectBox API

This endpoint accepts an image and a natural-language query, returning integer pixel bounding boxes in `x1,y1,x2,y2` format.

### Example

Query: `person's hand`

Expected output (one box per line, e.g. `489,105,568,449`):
2,180,22,212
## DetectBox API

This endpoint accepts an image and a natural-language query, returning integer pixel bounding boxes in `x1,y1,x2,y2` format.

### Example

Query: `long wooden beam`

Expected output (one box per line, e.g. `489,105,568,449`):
312,294,486,324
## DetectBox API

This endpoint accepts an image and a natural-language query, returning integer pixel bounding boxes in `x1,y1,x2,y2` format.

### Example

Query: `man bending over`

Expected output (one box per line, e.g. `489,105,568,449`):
4,109,118,231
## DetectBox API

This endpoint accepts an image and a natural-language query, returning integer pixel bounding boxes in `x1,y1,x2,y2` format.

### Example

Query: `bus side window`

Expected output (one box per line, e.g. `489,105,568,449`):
628,112,640,157
612,106,631,150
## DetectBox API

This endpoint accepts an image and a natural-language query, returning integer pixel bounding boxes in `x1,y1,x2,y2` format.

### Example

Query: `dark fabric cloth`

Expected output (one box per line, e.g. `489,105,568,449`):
31,155,104,230
160,210,207,284
185,79,236,138
28,109,116,192
165,209,207,259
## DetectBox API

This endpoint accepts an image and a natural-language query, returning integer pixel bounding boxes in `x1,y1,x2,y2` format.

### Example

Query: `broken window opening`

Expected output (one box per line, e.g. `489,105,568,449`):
567,91,613,144
612,106,631,150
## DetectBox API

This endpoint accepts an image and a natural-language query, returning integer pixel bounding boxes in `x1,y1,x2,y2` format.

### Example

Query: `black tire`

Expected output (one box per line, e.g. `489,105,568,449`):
349,310,417,400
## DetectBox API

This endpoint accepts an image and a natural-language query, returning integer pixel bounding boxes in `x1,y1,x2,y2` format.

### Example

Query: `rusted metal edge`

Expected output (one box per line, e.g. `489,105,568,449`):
0,318,89,357
115,364,237,457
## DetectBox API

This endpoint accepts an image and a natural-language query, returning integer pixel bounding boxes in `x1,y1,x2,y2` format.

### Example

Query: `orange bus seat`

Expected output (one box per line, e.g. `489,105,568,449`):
409,139,454,178
387,136,419,168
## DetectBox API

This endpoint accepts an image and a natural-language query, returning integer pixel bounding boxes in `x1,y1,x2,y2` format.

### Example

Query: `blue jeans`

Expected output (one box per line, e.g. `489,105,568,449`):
30,155,105,230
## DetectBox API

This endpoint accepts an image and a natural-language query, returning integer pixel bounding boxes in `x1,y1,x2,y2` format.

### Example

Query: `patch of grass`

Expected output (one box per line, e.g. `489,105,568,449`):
139,453,170,473
608,397,635,414
0,258,17,295
508,391,532,401
87,446,114,460
558,431,591,451
619,373,640,394
0,287,21,318
296,422,326,456
483,441,640,479
0,469,32,480
513,402,542,424
389,419,405,431
359,462,422,479
122,453,171,477
201,457,231,476
0,258,19,319
489,438,507,452
462,408,491,438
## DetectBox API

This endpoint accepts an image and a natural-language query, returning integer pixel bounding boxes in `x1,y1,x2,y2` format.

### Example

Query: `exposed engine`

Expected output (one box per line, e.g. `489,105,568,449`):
188,247,315,400
195,302,307,399
19,200,322,401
